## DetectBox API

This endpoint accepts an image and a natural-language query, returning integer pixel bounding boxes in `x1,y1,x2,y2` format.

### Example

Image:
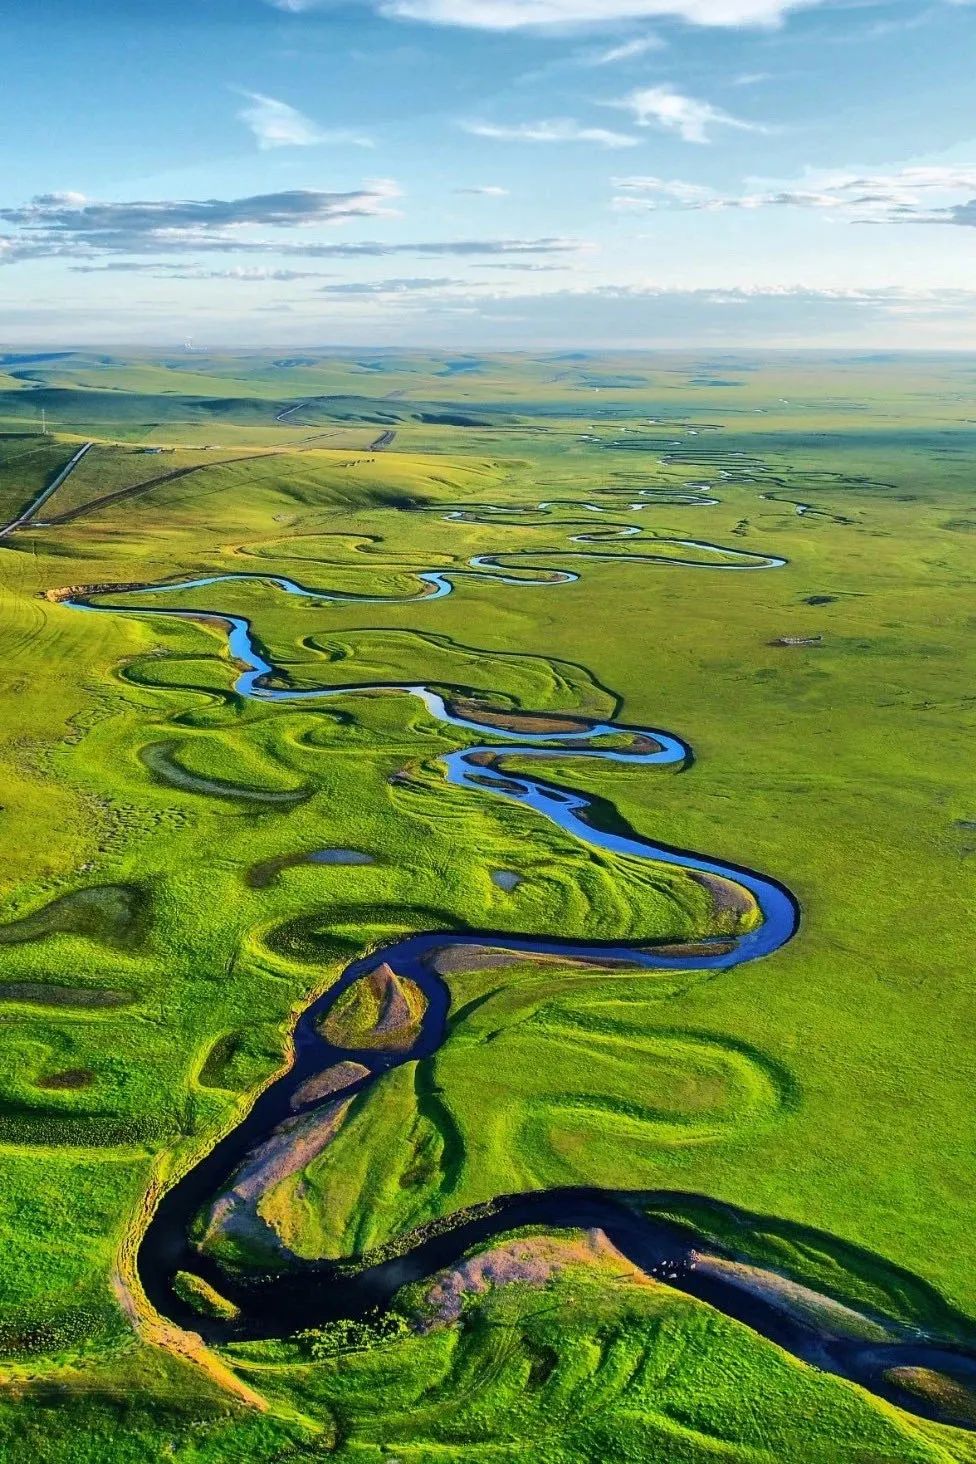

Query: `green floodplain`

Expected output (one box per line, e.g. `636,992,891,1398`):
0,348,973,1462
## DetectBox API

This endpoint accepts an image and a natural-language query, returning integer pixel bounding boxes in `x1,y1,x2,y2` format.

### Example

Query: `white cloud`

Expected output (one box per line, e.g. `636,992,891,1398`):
454,184,510,194
616,84,762,142
0,185,401,246
472,260,574,269
464,117,638,147
10,277,976,348
589,35,663,62
33,190,88,207
371,0,821,30
236,91,373,149
0,184,590,267
941,199,976,226
613,174,715,202
611,164,976,220
319,276,464,294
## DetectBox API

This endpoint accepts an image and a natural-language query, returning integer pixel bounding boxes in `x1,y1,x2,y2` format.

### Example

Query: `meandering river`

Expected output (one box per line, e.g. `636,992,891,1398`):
63,546,976,1430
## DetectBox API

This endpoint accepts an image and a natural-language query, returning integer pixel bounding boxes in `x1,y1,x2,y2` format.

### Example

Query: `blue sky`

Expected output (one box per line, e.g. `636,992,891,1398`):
3,0,976,347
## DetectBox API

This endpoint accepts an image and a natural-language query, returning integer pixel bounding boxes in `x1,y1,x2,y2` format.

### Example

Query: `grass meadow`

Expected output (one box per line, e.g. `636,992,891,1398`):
0,349,973,1461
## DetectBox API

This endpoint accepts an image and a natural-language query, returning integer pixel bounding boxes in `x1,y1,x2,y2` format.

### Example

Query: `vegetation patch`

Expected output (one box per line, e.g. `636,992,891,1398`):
34,1068,94,1091
198,1096,354,1268
172,1269,240,1322
0,885,148,950
885,1367,976,1429
247,847,374,889
415,1227,644,1326
139,739,310,805
320,964,427,1052
0,982,134,1009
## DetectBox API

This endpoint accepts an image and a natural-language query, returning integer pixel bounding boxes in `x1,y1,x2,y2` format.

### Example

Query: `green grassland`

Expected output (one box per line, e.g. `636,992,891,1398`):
0,350,973,1462
246,956,787,1267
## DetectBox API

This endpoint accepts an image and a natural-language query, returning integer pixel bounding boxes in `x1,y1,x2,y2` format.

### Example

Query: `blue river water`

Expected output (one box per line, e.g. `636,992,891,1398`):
69,564,797,968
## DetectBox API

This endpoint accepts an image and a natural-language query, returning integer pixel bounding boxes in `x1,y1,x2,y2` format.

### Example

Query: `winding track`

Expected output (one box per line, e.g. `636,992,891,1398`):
62,529,976,1430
